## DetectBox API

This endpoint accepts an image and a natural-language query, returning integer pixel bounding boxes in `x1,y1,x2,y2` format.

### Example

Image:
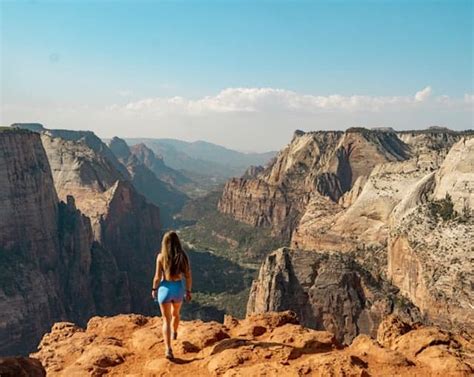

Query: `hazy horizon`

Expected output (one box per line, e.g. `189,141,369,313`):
6,122,474,155
1,0,472,152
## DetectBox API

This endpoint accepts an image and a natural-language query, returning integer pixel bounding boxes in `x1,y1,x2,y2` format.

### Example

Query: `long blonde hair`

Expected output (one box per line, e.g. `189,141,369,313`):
161,231,189,279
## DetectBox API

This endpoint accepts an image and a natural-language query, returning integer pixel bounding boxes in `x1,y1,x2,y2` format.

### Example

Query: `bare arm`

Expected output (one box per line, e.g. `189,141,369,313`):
184,264,192,292
152,254,163,291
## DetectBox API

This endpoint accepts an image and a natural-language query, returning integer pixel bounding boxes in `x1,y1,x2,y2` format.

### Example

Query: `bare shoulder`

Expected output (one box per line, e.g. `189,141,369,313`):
156,253,162,263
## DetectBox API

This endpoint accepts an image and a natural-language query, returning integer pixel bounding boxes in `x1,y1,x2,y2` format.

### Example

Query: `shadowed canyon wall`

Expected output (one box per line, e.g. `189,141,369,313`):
0,128,162,355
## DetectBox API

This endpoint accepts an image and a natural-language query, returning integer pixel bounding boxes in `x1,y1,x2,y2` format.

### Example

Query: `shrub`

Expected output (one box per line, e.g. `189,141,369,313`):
428,194,457,221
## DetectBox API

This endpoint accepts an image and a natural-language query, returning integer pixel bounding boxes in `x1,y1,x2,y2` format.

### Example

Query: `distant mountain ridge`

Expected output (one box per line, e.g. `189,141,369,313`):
129,143,192,188
126,137,276,179
108,137,188,225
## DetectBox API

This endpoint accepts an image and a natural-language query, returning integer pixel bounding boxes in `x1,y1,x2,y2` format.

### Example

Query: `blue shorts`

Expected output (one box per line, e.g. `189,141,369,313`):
157,280,185,304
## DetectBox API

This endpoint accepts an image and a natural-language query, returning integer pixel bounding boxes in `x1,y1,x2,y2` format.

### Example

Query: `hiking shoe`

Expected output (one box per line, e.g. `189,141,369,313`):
165,348,174,360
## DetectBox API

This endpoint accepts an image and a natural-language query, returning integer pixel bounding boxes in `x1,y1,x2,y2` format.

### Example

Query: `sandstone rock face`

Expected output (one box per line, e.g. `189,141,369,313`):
40,133,126,230
388,138,474,335
40,130,162,314
0,130,98,355
218,128,409,238
218,177,307,238
45,129,130,179
291,135,474,336
0,129,62,355
291,129,468,253
246,248,420,344
31,311,473,376
241,164,264,179
0,128,161,355
432,137,474,212
377,315,474,375
292,158,433,252
397,129,468,167
0,129,59,268
100,180,161,313
242,130,472,350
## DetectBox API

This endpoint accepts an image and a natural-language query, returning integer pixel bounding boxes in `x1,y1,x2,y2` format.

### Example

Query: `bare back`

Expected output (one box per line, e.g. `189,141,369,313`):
157,254,184,281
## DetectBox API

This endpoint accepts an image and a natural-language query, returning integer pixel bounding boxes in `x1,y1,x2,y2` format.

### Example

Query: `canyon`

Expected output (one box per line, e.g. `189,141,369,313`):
1,124,472,376
218,128,411,238
218,127,473,342
0,126,163,355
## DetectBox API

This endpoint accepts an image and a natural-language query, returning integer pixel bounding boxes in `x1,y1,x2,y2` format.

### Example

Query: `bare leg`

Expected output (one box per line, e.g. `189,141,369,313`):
159,303,173,356
171,301,182,338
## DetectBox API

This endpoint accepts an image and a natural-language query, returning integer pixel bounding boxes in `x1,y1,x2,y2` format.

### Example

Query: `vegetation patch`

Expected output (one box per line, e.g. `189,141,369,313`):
178,190,287,263
428,194,457,221
428,194,471,222
173,189,287,320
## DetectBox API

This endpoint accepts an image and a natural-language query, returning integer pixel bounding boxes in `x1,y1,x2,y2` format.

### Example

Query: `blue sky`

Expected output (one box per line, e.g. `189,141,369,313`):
1,0,473,151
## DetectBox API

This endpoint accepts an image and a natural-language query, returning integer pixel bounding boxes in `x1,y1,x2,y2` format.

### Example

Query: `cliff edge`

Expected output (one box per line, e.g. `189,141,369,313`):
30,311,473,376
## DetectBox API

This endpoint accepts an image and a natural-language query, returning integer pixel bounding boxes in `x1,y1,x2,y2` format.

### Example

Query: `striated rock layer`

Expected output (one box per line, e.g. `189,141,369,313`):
292,158,434,253
0,128,162,355
291,128,469,253
218,128,410,238
245,131,473,343
388,137,474,335
246,248,421,344
32,311,473,376
0,129,99,355
39,129,162,314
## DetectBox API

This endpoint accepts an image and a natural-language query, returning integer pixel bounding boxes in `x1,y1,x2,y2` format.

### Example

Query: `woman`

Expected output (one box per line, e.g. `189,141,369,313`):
152,231,192,359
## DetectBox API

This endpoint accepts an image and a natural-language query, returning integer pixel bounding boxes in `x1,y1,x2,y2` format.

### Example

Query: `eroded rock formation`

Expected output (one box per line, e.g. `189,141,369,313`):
292,158,434,252
246,248,421,344
0,127,162,355
0,129,104,355
388,138,474,335
291,129,468,253
218,128,410,238
237,129,472,344
39,130,163,310
108,137,188,225
31,311,473,376
99,180,161,313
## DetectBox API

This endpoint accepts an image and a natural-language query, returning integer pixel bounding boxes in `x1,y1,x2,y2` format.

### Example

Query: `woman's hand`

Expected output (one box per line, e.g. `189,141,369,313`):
186,290,192,302
152,289,157,300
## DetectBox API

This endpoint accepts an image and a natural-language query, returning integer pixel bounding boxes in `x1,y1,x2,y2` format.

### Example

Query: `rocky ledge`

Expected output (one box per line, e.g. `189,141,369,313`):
0,357,46,377
31,311,473,376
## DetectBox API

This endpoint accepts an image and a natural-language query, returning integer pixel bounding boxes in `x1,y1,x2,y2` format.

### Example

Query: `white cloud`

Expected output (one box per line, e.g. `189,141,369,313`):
112,86,443,116
2,86,472,152
464,93,474,104
414,86,432,102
